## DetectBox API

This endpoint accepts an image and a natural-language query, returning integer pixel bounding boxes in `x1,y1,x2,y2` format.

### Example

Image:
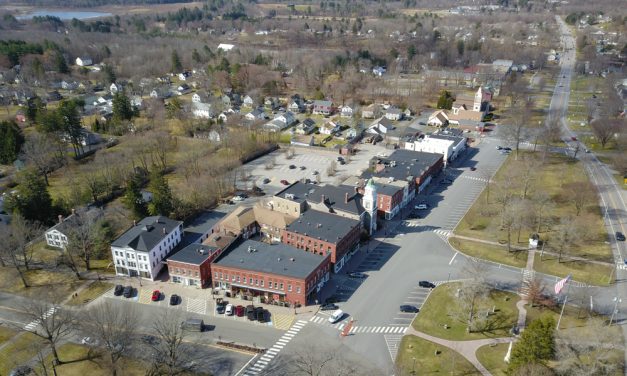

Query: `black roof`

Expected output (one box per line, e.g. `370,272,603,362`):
365,149,442,182
285,209,360,243
274,181,319,204
167,243,219,265
111,216,182,252
213,239,328,279
308,184,364,216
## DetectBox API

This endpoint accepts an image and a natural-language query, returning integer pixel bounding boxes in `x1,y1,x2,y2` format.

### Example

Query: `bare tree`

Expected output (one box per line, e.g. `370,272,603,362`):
450,261,490,331
553,216,583,263
81,301,139,376
20,133,64,186
289,345,374,376
20,299,77,366
565,181,595,216
66,215,101,272
590,118,621,149
556,320,624,376
146,311,197,376
1,214,42,287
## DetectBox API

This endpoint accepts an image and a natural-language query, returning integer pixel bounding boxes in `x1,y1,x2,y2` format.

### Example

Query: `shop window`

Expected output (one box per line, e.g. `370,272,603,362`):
288,285,292,292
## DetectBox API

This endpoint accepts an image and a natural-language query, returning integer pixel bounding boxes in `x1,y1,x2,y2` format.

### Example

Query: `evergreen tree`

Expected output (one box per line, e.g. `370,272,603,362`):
57,100,84,156
407,45,417,60
192,48,201,64
6,168,54,224
0,120,25,164
123,175,147,219
171,50,182,72
54,52,69,74
507,315,556,374
102,64,116,84
112,92,134,122
147,170,174,217
25,96,45,123
437,90,454,110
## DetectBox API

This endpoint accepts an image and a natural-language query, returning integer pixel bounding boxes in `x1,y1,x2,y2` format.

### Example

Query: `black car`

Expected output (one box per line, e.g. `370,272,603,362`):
337,157,344,162
289,165,296,169
503,147,512,151
320,303,339,311
114,284,124,296
246,305,256,321
419,121,426,125
617,232,626,242
123,286,133,298
339,160,346,165
300,166,306,170
216,303,226,314
255,307,266,322
170,294,180,306
400,305,419,313
262,178,271,184
418,281,436,289
496,146,503,150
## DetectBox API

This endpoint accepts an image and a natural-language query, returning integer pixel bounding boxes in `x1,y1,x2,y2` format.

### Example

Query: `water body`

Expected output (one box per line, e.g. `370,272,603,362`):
16,10,112,20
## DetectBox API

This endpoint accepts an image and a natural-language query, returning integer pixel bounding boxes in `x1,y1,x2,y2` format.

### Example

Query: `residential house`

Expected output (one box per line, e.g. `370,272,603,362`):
264,97,279,110
215,205,297,243
289,96,305,113
45,207,103,249
319,121,341,135
75,56,93,66
192,102,213,119
281,209,361,273
295,118,316,135
384,106,403,121
178,71,191,81
340,105,354,118
312,100,333,115
427,110,449,127
192,91,210,103
362,104,380,119
367,117,395,135
167,244,221,288
109,83,122,94
61,81,79,91
245,108,266,121
263,119,289,132
217,43,235,52
111,216,183,280
131,95,143,109
211,239,330,306
150,87,171,99
242,95,255,107
372,66,386,76
177,84,191,95
274,111,297,127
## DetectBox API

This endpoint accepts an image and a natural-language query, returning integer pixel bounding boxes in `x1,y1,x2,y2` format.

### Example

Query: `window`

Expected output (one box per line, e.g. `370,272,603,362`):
219,273,223,280
288,284,292,292
231,275,235,281
296,286,301,293
274,282,278,289
237,276,240,283
280,283,283,290
260,280,264,287
196,272,199,277
249,278,253,284
255,279,258,286
214,272,218,279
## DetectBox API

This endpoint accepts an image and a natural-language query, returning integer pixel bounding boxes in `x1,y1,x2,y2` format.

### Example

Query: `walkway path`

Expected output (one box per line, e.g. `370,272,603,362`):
517,249,536,330
404,326,512,376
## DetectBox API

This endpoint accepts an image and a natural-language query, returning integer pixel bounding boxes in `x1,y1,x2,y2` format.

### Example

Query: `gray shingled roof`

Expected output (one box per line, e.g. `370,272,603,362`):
274,181,319,204
111,216,182,252
365,149,442,182
308,185,364,216
285,209,360,243
213,239,328,279
167,243,219,265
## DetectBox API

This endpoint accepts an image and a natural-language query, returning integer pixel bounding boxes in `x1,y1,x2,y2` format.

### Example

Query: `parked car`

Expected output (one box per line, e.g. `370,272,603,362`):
300,166,306,170
339,160,345,165
419,121,426,125
169,294,180,305
114,285,124,296
280,180,290,185
320,303,339,311
235,305,245,317
263,178,271,184
151,290,160,301
123,286,133,298
496,146,503,150
232,195,244,202
400,305,419,313
225,304,234,316
337,156,344,162
415,203,428,210
81,336,99,346
470,167,477,171
216,301,227,314
255,307,266,322
348,272,367,279
418,281,436,289
617,232,626,242
328,309,344,324
289,164,296,169
312,170,319,175
9,366,32,376
570,136,577,141
246,305,256,320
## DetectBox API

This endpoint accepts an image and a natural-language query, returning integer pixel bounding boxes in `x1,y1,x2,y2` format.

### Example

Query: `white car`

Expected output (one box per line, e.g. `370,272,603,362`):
328,309,344,324
225,304,234,316
232,195,244,202
415,204,428,210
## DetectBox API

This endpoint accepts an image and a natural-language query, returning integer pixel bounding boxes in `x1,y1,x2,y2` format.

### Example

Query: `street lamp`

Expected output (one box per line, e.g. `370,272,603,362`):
609,297,622,326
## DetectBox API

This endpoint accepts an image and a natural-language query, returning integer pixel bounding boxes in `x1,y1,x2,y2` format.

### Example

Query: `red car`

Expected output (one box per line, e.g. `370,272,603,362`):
235,305,245,317
570,136,577,141
280,179,290,185
151,290,160,302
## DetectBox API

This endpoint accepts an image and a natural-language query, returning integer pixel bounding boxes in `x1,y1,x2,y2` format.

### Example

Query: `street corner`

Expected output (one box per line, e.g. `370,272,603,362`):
269,312,296,331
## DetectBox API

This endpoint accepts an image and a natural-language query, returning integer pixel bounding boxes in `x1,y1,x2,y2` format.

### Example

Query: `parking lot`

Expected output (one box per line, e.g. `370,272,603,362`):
235,143,387,196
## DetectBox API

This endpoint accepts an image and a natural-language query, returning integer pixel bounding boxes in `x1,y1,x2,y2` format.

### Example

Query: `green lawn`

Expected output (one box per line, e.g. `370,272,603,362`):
396,335,479,376
533,255,614,286
449,238,527,269
0,267,84,302
0,332,47,376
38,343,148,376
413,283,519,341
66,281,114,306
476,343,510,376
0,326,17,346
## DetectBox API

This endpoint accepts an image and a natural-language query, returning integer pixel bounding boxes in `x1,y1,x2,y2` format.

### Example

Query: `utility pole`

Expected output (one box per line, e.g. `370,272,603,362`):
609,297,622,326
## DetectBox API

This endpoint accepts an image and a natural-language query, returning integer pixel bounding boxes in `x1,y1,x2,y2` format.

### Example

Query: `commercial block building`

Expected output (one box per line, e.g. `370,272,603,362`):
167,243,221,288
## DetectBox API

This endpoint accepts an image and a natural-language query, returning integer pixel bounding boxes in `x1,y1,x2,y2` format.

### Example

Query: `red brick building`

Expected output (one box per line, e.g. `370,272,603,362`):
211,239,331,306
281,209,361,273
167,244,221,288
368,150,444,194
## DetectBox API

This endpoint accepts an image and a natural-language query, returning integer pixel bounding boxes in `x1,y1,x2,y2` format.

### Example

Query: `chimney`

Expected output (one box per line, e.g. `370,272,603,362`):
321,194,326,203
133,220,137,226
162,227,166,234
345,192,349,204
58,215,63,224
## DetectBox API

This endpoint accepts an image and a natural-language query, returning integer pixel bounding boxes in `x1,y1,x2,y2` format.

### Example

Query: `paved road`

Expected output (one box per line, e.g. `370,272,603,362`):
553,16,627,371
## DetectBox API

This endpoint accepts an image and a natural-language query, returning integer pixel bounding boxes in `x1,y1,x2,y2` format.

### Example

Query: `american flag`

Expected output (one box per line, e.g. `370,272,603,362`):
554,274,572,295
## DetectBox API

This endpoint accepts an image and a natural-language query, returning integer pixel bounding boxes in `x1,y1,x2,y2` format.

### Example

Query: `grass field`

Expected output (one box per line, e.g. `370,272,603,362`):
476,343,510,376
413,283,519,341
66,281,113,306
396,335,479,376
0,332,47,376
0,267,84,302
448,238,527,268
0,326,17,346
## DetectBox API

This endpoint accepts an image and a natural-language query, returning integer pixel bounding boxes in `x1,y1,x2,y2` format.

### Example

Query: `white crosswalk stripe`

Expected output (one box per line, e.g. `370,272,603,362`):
186,298,206,315
385,335,404,361
23,307,57,331
242,320,307,374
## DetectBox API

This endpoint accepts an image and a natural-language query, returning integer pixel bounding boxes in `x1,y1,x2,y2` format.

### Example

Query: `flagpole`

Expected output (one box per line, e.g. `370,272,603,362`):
556,278,571,331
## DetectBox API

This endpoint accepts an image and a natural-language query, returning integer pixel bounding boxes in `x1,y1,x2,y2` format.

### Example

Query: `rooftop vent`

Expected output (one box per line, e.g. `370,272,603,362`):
317,223,322,228
240,258,244,263
290,258,295,262
277,257,281,262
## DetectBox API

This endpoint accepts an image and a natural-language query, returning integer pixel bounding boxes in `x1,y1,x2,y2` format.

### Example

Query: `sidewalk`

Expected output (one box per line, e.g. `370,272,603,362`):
404,326,513,376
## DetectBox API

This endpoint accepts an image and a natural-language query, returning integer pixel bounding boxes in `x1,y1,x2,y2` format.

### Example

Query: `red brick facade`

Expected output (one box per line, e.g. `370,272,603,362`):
280,224,361,265
167,259,212,288
211,257,331,306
